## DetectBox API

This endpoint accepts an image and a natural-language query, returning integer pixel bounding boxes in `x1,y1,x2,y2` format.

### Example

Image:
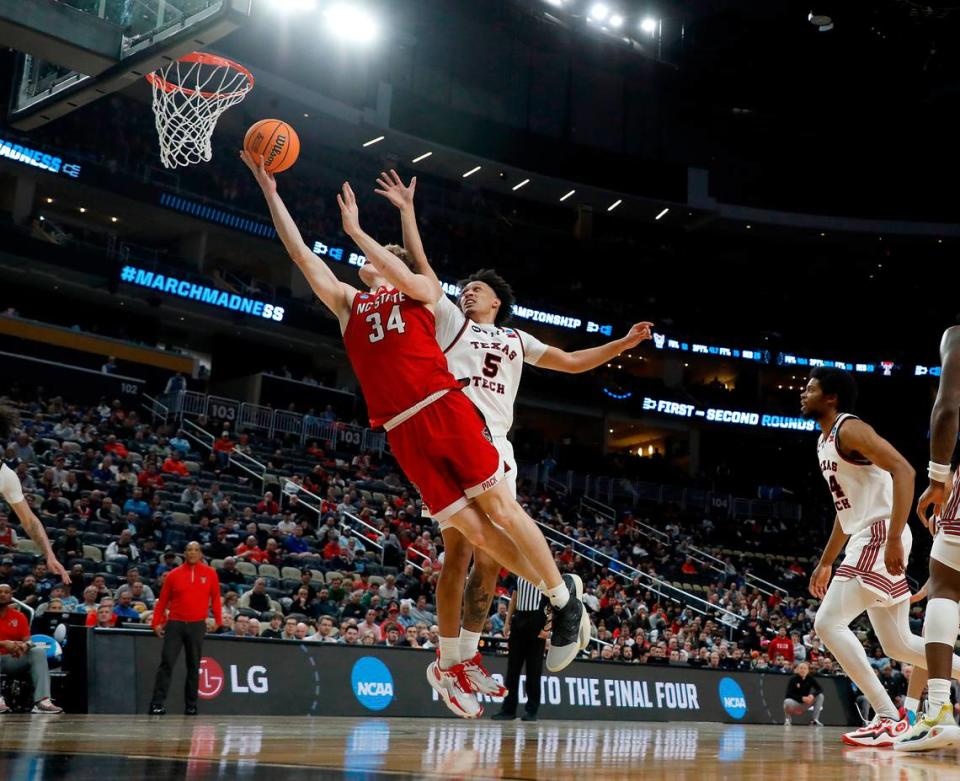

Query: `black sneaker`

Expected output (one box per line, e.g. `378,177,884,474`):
149,704,166,715
491,711,517,721
184,706,198,716
545,573,585,672
521,712,538,722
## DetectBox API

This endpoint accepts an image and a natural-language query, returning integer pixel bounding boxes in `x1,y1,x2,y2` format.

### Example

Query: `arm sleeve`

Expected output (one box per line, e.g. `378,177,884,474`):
433,294,467,351
151,573,173,628
513,328,549,366
210,570,222,628
0,464,24,504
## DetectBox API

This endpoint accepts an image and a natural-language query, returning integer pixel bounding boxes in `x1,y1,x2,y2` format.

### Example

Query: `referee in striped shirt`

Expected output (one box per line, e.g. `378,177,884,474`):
492,576,549,722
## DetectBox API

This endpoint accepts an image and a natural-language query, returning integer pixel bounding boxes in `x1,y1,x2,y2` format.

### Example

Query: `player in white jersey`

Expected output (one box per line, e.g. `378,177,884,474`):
375,170,652,712
0,408,70,584
897,326,960,751
801,368,960,747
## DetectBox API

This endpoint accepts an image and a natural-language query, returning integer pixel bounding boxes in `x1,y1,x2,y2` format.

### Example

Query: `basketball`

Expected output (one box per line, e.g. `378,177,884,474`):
243,119,300,173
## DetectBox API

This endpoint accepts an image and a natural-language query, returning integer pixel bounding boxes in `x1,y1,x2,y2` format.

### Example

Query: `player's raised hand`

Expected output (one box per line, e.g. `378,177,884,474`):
621,322,654,349
240,150,276,195
884,537,906,577
917,481,945,535
337,182,361,237
374,170,417,210
808,563,831,600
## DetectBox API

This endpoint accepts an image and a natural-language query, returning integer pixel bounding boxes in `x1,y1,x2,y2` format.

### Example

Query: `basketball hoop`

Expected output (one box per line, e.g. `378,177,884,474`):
146,52,254,170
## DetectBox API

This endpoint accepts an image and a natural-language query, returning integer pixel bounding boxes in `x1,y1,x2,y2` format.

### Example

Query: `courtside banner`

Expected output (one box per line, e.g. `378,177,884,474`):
89,630,855,724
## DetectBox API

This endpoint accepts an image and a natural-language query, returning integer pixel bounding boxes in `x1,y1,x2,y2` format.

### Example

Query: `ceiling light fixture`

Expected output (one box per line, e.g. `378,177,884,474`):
655,207,669,220
411,152,432,163
608,199,622,212
512,178,530,191
560,189,576,202
362,135,385,147
462,166,481,178
640,17,657,34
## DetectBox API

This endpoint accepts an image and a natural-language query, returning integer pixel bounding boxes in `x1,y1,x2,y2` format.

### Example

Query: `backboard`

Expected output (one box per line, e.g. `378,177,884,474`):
3,0,252,130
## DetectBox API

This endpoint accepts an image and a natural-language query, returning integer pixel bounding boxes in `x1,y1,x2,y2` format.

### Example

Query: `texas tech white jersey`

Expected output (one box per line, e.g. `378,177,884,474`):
817,413,893,536
433,294,548,436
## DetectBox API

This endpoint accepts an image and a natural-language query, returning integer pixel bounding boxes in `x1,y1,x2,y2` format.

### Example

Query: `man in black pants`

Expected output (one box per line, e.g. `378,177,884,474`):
149,542,222,715
492,577,549,722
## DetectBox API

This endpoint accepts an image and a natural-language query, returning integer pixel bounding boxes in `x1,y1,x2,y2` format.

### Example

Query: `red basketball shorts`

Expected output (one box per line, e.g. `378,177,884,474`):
386,389,503,523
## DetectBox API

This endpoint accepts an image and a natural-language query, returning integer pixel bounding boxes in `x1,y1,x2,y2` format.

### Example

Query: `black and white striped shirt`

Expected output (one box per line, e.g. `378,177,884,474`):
514,577,541,613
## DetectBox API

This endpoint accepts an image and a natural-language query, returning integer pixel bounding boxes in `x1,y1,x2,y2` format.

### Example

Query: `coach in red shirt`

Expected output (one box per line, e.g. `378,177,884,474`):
148,542,221,715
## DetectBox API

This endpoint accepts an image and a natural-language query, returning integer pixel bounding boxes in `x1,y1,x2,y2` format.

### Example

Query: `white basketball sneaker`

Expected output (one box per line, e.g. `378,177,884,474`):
427,659,483,719
842,715,909,747
460,653,507,697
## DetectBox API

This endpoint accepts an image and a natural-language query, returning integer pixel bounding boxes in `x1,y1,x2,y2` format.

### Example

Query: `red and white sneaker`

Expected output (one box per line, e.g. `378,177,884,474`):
461,653,508,697
842,715,909,747
31,698,63,714
427,660,483,719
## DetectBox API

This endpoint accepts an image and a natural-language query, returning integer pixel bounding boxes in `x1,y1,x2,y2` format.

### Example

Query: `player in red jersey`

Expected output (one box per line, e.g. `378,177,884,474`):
241,152,587,719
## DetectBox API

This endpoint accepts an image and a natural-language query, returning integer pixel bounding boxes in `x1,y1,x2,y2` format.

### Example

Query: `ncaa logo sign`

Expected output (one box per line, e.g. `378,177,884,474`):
351,657,394,711
718,677,747,719
198,657,225,700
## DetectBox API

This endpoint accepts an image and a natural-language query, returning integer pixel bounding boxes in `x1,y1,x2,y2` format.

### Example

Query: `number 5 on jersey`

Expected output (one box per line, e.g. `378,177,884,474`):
367,305,406,343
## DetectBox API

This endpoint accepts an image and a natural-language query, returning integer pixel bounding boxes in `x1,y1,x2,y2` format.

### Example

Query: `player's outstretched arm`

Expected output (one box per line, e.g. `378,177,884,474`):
337,182,441,304
920,326,960,526
535,322,654,373
240,152,355,323
839,419,915,575
373,170,442,290
9,499,69,584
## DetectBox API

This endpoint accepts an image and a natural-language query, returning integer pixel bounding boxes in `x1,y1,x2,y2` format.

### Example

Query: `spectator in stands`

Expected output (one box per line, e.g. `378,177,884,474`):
248,618,261,637
216,557,245,588
77,586,99,615
128,581,153,610
169,432,191,456
409,595,436,627
0,515,17,551
288,587,318,619
783,662,824,726
86,597,117,627
113,592,141,623
490,601,509,634
244,579,272,614
256,492,280,517
261,613,283,639
101,356,118,374
0,582,61,712
322,529,344,566
356,608,381,640
162,452,190,478
12,433,35,464
310,615,338,643
95,496,119,524
339,625,360,645
869,646,891,671
180,481,202,507
40,488,69,517
768,626,794,664
341,591,365,622
103,435,128,460
106,530,140,565
377,574,399,603
116,568,155,604
54,523,83,562
155,551,179,577
227,614,252,638
137,464,164,497
879,663,907,709
280,617,298,641
235,536,266,564
211,431,234,469
221,592,240,621
204,528,234,561
283,527,312,560
0,558,15,588
94,604,116,628
122,487,151,522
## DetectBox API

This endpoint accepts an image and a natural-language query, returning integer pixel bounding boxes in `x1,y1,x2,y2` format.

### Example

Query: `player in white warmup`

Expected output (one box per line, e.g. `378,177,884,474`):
0,408,70,584
802,368,960,746
897,325,960,751
375,170,652,713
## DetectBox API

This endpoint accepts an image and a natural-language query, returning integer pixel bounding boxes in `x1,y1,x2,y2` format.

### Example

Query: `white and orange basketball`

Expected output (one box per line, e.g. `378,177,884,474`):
243,119,300,173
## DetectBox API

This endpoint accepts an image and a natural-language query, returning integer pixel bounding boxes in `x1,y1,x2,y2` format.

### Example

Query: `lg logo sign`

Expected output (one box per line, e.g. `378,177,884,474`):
198,657,269,700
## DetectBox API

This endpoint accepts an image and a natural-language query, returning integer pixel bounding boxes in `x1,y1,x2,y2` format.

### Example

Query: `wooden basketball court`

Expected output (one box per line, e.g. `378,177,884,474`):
0,715,955,780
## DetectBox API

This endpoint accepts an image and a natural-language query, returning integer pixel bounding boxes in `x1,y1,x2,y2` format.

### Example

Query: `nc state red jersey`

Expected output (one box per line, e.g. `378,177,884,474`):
342,286,460,428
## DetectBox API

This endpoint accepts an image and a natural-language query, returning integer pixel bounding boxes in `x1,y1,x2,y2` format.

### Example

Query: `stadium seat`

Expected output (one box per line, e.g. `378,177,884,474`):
367,575,385,587
236,561,258,578
185,462,200,474
259,564,280,580
210,559,225,570
170,512,192,526
324,570,342,583
16,539,40,555
82,545,103,562
281,566,302,580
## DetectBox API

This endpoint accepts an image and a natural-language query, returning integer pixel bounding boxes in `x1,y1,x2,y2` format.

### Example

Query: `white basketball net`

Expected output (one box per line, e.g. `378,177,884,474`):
147,53,253,170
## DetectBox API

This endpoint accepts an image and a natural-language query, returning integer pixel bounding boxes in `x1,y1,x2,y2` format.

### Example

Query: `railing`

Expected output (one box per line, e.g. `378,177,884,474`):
167,390,386,454
534,520,742,632
180,419,264,487
141,393,169,424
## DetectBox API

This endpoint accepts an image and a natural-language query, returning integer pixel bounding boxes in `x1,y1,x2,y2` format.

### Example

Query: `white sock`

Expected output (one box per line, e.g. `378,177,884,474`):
543,581,570,610
904,696,920,716
927,678,951,718
459,629,481,662
439,636,460,669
